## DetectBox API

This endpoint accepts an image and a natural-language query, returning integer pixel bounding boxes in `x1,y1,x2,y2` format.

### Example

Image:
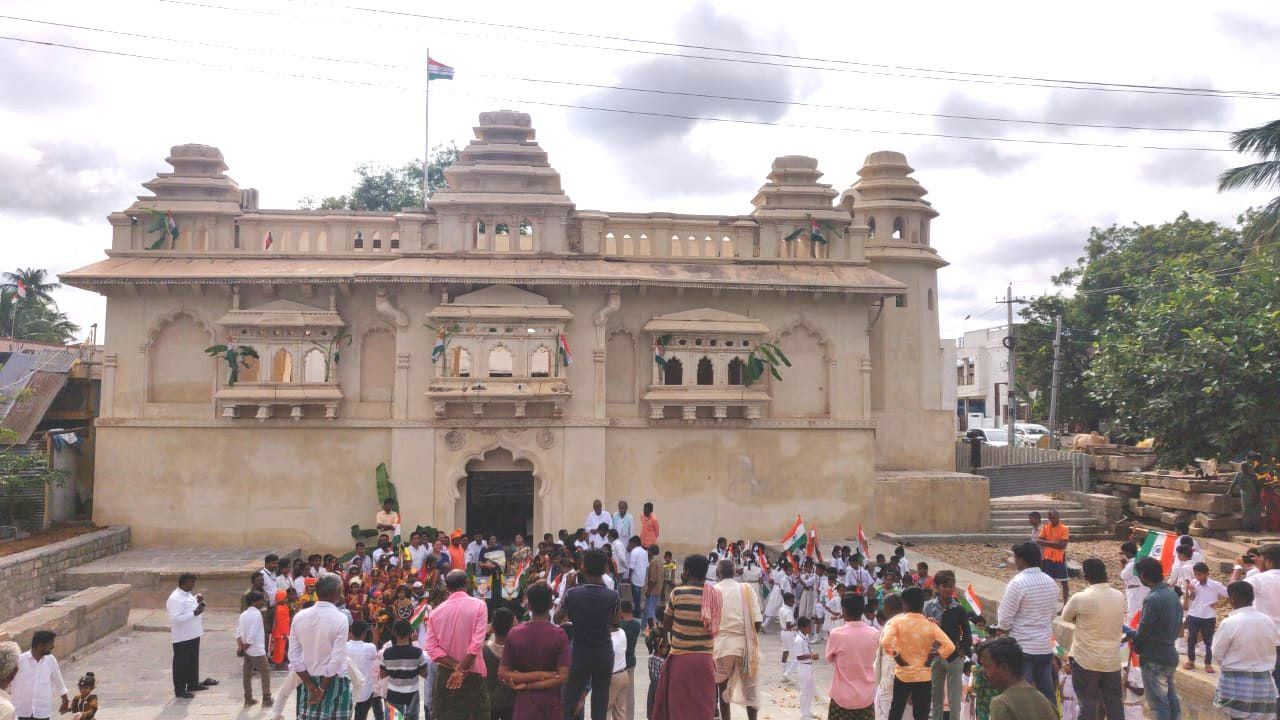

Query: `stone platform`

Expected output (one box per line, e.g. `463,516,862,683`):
59,547,299,610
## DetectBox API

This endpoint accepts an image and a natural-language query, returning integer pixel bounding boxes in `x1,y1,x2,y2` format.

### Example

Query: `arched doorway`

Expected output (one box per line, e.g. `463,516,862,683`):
461,448,534,542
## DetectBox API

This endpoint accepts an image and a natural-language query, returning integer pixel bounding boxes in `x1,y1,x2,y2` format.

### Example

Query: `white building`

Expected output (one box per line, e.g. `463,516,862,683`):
952,324,1027,430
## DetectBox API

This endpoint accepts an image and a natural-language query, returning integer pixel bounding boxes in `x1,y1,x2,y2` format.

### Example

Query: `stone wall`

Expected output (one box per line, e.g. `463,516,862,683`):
872,471,989,534
0,585,131,656
1064,491,1124,530
0,526,130,623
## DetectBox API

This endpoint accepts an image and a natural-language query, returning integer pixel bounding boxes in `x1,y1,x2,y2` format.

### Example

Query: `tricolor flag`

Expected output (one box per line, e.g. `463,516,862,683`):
755,547,769,572
408,599,430,631
807,526,824,563
856,524,870,560
1053,635,1067,659
654,334,671,367
432,331,447,362
264,231,273,250
557,333,574,367
809,217,825,244
386,702,408,720
959,583,983,617
780,515,807,555
1136,530,1176,576
1127,609,1142,666
427,57,454,81
14,279,27,300
164,210,180,241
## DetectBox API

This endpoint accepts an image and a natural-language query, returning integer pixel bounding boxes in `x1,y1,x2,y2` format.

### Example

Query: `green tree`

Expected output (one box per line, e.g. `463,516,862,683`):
1218,118,1280,245
0,426,67,527
1086,251,1280,466
2,268,60,303
1016,214,1250,431
0,268,80,344
299,143,459,211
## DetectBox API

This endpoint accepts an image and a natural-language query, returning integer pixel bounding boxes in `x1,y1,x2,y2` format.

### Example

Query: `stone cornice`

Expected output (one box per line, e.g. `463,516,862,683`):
96,416,877,430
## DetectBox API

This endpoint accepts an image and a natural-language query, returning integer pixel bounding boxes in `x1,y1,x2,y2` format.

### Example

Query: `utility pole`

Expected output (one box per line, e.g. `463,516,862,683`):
1047,314,1063,448
997,285,1027,446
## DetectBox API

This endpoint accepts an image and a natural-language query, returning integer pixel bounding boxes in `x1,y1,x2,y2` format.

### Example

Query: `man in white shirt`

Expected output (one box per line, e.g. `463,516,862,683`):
1241,543,1280,695
589,524,610,550
167,573,215,698
346,620,380,719
609,530,628,575
407,532,430,575
843,556,874,595
288,575,352,716
371,535,400,567
464,532,485,570
1061,558,1127,720
1119,541,1147,616
585,499,612,536
612,500,635,541
627,536,649,617
260,553,279,607
10,630,68,720
712,558,763,718
1212,580,1279,718
997,542,1060,705
1183,562,1229,672
0,640,19,720
236,591,272,707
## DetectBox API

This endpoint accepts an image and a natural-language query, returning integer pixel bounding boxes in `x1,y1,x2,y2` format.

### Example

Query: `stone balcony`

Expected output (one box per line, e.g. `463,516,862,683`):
642,385,770,421
426,376,571,418
215,383,344,420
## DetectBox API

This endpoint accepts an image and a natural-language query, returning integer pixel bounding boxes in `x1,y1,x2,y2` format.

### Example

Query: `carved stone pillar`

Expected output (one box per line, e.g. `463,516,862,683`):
394,352,410,420
861,357,873,419
101,353,118,418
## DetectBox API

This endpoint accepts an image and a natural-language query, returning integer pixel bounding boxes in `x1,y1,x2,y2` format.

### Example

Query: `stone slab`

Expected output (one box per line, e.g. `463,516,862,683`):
0,584,130,656
1140,487,1240,513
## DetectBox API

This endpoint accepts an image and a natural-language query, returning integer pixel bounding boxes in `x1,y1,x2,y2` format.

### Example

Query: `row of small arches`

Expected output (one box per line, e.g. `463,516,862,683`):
660,357,746,386
247,230,401,252
474,221,536,252
445,346,553,378
605,233,747,258
239,347,329,384
865,216,930,245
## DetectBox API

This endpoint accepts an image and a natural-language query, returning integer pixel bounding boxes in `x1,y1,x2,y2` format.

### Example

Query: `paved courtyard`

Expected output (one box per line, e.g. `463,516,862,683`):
62,609,838,719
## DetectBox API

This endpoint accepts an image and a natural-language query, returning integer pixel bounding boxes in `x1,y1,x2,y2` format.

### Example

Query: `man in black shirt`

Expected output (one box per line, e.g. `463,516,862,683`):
556,549,620,720
923,571,971,720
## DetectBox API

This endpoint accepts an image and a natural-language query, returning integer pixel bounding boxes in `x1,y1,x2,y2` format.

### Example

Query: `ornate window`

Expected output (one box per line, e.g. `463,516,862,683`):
727,357,745,385
642,309,771,421
696,357,714,385
662,358,683,386
271,348,293,383
488,346,514,377
530,347,552,377
303,347,327,382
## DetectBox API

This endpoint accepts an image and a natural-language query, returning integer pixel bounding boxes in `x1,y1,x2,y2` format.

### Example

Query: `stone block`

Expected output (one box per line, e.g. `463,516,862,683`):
1140,487,1240,513
1193,513,1241,530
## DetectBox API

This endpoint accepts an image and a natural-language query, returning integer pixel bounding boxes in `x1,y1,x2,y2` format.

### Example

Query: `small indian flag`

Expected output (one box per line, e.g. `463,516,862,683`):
807,526,824,562
809,217,825,244
959,583,983,617
654,334,670,367
386,703,407,720
408,599,430,630
165,210,180,240
756,547,769,572
427,57,454,81
557,333,573,367
780,515,807,554
14,279,27,300
1128,609,1142,666
1053,635,1067,659
1136,530,1176,576
856,523,870,560
432,331,446,362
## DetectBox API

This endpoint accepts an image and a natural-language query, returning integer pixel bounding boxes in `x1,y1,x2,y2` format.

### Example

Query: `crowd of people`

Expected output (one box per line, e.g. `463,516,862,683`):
3,496,1280,720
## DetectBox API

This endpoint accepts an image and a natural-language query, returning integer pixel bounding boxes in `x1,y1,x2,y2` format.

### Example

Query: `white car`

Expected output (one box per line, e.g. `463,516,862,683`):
1016,423,1050,447
967,428,1009,446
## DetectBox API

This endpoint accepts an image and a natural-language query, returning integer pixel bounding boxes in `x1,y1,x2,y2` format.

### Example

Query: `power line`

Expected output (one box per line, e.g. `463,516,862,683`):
161,0,1280,102
0,34,1238,153
0,14,1235,136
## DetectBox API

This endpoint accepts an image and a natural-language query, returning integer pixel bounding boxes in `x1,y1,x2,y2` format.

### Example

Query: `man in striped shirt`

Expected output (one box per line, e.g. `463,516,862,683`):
381,620,428,719
653,554,721,720
997,542,1060,705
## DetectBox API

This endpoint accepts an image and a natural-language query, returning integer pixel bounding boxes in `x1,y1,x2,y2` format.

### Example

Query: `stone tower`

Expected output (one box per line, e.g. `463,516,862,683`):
843,151,951,470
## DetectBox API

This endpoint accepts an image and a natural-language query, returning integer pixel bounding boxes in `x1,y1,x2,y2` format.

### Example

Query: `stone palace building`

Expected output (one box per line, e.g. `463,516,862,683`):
63,110,984,551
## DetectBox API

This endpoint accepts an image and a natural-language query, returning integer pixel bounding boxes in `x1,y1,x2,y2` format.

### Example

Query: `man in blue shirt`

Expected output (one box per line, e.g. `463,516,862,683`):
1133,557,1183,720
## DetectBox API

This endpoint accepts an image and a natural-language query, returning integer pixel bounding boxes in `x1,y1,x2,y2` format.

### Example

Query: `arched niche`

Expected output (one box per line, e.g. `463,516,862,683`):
145,310,216,403
606,329,636,404
768,318,832,417
360,328,395,402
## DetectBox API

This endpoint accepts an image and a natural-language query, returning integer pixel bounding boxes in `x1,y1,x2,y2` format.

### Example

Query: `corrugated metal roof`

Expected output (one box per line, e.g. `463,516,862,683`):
0,348,79,444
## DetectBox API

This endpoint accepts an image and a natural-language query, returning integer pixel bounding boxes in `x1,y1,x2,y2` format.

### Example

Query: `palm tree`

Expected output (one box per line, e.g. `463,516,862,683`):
1218,118,1280,244
2,268,61,304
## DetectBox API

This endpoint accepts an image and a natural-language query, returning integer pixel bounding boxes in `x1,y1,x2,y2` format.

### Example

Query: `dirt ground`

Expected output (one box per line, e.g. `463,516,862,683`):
0,524,99,557
912,538,1237,621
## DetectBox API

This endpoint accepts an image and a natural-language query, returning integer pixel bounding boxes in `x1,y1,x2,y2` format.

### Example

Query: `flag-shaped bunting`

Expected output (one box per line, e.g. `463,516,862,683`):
780,516,807,555
427,57,454,81
557,333,573,367
856,524,870,560
959,583,984,617
1136,530,1176,576
14,279,27,300
408,599,429,631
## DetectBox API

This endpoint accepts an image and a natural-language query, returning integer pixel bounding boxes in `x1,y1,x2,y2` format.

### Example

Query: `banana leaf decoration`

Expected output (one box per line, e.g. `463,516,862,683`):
783,214,844,245
204,343,259,386
375,462,399,512
141,208,180,250
311,329,353,382
742,341,791,386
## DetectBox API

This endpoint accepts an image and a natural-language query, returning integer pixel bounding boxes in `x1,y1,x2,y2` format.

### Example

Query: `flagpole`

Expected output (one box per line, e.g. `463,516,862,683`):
430,46,435,206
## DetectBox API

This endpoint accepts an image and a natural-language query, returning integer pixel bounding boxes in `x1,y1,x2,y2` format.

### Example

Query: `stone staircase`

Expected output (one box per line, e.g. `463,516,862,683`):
880,495,1115,545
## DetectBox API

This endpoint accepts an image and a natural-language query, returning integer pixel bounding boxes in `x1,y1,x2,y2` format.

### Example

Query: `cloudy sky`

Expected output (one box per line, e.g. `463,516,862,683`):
3,0,1277,342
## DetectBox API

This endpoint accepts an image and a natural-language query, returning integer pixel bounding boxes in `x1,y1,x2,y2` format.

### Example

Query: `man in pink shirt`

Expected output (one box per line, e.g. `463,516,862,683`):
825,593,880,719
426,570,490,719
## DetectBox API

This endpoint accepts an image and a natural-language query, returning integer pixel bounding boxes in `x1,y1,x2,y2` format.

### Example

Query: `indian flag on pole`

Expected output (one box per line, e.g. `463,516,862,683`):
14,279,27,300
432,331,446,362
780,515,807,555
959,583,984,617
654,334,671,367
856,523,870,560
427,57,454,81
557,333,574,367
1136,529,1176,575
